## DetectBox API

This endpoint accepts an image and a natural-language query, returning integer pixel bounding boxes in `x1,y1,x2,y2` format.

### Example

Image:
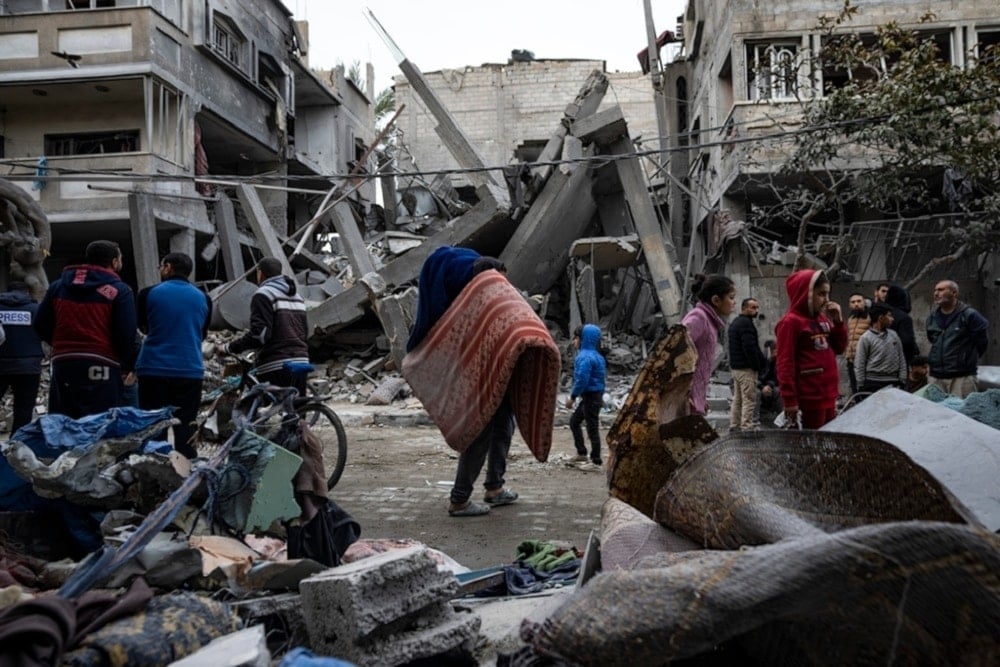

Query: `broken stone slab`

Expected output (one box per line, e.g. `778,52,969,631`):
300,545,459,643
168,624,269,667
299,545,481,665
367,376,408,406
821,388,1000,531
569,235,640,271
347,601,480,667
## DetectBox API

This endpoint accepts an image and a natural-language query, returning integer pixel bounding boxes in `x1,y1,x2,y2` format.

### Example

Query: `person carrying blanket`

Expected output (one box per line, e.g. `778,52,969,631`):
403,246,560,517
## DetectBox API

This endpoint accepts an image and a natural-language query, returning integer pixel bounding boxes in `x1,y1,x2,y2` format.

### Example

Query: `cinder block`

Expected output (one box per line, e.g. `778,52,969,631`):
300,546,458,644
354,602,481,667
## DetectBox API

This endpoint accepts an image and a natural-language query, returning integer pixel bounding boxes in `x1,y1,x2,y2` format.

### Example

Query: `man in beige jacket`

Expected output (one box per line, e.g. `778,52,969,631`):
845,293,870,396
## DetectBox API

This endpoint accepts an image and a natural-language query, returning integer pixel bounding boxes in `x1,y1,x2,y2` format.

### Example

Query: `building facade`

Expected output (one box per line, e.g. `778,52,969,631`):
0,0,374,286
665,0,1000,359
392,57,660,196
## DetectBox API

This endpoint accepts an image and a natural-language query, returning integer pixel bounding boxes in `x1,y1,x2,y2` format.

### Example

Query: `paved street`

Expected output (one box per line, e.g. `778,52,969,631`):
321,412,610,570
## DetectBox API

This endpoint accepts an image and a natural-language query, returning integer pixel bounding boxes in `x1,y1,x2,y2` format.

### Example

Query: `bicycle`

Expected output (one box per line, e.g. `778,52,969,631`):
200,355,348,490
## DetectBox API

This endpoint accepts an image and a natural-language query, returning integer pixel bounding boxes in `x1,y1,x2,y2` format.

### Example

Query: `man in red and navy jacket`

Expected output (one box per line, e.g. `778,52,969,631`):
34,240,138,418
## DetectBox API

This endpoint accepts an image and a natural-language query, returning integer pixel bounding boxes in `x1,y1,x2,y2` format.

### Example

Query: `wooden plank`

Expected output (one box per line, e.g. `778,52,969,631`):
611,135,683,322
235,184,293,277
127,192,160,290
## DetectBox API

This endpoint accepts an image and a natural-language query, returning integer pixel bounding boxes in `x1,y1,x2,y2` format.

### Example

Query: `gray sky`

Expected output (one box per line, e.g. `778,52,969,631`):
283,0,687,93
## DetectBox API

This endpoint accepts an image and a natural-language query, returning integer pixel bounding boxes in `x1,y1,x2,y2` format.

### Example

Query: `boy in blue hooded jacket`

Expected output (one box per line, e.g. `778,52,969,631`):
565,324,607,466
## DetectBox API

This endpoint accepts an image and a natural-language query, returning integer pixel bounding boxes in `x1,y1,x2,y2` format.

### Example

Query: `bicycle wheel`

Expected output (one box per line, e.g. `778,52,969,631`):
297,403,348,490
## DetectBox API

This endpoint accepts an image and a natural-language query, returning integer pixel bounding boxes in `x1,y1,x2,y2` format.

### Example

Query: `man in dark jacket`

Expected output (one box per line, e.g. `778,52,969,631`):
217,257,309,394
137,253,212,458
0,282,44,433
728,297,766,431
926,279,989,398
884,284,919,364
34,240,138,418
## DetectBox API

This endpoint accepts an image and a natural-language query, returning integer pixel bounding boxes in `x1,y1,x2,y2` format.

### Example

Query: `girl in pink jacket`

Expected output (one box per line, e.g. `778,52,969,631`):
681,274,736,415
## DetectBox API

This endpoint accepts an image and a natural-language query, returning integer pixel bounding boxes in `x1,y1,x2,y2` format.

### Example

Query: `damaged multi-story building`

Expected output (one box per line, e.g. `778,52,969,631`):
0,0,375,297
662,0,1000,354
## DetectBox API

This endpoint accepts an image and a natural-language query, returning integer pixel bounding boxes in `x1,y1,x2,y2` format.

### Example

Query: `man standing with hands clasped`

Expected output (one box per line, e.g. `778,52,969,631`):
728,297,765,432
926,280,989,398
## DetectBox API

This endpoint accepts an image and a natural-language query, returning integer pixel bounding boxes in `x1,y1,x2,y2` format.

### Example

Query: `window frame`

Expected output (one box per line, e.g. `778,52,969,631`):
747,41,801,101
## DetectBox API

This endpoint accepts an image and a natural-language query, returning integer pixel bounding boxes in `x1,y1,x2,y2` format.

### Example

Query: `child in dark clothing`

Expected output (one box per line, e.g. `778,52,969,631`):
565,324,607,466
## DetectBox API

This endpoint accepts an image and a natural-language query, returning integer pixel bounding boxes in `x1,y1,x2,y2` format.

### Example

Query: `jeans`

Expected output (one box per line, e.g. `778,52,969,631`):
569,391,602,462
450,398,514,505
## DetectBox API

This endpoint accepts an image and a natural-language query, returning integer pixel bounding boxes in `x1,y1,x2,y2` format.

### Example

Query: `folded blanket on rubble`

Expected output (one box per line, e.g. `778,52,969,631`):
402,270,560,461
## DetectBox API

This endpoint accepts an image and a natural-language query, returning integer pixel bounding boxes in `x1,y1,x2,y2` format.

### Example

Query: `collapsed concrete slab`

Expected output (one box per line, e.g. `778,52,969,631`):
299,545,480,666
821,388,1000,531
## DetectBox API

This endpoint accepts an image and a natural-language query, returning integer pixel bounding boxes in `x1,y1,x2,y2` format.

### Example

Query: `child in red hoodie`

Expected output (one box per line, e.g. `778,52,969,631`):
775,270,847,429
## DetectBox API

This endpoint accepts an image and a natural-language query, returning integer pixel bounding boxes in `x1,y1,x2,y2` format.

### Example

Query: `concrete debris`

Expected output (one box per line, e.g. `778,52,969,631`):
300,545,480,666
168,624,270,667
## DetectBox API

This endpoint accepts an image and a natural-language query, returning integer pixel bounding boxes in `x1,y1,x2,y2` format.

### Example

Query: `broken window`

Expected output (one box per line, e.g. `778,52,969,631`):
747,41,800,101
151,80,185,164
44,129,139,156
212,12,246,71
976,29,1000,65
821,31,953,94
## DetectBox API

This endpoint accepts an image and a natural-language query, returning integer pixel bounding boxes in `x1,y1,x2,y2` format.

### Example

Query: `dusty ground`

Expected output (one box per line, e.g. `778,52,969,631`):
322,420,610,570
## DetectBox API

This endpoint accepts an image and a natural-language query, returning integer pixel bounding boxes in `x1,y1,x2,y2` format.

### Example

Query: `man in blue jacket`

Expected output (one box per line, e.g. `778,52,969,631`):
136,252,212,458
565,323,606,467
0,282,43,433
926,279,989,398
34,240,137,418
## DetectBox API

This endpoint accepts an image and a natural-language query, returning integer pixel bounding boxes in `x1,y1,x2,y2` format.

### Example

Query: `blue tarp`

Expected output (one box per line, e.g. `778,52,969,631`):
0,407,174,551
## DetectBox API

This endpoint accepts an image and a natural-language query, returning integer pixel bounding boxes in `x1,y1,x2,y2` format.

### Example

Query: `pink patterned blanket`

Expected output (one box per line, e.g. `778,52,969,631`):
402,270,560,461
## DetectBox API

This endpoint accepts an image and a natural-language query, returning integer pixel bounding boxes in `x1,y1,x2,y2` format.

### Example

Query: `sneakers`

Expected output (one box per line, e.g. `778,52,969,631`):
571,454,589,462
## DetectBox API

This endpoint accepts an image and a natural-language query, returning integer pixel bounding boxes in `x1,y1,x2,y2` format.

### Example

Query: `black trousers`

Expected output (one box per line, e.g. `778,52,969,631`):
258,368,307,396
138,375,204,458
570,391,603,462
49,360,124,420
0,373,41,434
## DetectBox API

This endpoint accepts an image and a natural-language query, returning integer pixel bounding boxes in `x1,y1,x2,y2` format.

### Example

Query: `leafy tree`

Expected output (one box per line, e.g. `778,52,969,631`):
745,1,1000,286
